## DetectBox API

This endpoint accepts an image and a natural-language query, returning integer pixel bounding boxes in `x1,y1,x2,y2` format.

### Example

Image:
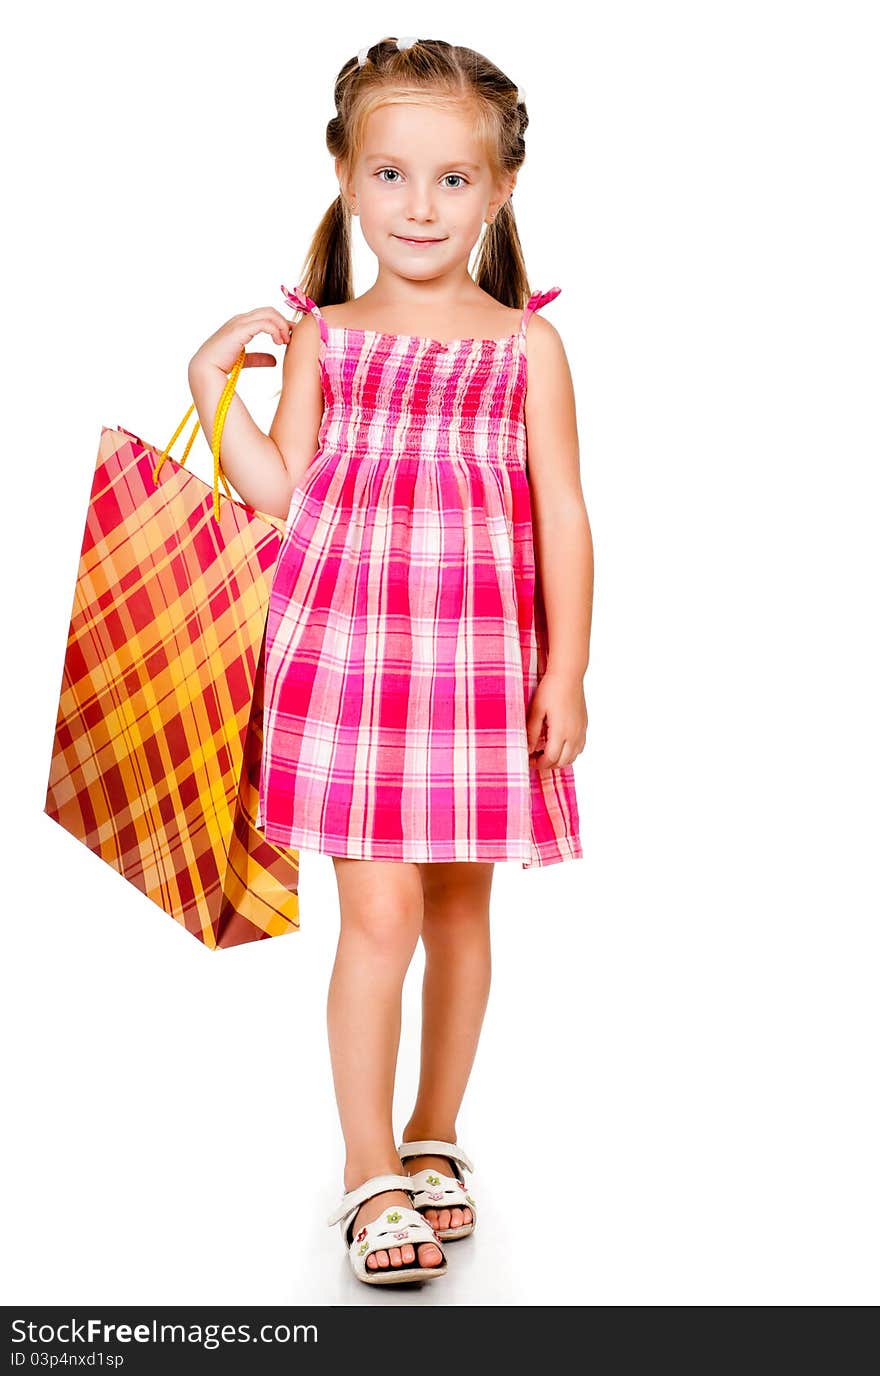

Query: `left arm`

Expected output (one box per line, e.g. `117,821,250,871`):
522,316,594,770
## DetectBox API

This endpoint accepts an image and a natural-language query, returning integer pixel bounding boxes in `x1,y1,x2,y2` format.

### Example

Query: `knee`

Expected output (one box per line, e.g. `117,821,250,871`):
420,875,492,952
421,867,492,944
422,901,490,944
335,861,423,964
347,899,422,960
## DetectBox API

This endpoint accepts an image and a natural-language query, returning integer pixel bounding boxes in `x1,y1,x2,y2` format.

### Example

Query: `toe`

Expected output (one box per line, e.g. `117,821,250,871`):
417,1241,443,1268
437,1209,451,1229
402,1243,415,1264
388,1247,402,1267
366,1253,378,1270
463,1206,472,1225
375,1250,390,1268
449,1208,464,1228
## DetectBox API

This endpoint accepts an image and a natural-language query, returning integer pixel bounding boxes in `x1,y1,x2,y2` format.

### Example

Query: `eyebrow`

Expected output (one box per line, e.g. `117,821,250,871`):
365,154,482,172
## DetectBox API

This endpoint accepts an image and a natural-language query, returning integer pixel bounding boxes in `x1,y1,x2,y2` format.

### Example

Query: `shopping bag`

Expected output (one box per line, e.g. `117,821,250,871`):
44,349,300,950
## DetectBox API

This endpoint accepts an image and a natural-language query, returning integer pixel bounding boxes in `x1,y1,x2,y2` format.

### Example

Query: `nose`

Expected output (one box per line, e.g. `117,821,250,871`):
404,183,439,223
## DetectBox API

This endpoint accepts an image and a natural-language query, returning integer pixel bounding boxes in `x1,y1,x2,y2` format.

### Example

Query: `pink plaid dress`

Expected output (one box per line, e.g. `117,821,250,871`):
254,283,583,867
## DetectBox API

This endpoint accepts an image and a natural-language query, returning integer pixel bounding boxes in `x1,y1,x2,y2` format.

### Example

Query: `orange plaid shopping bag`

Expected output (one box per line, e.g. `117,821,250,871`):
44,350,300,949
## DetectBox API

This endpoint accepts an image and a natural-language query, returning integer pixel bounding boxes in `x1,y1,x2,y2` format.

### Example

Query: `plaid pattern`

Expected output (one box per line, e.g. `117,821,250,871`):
44,426,301,949
256,285,583,867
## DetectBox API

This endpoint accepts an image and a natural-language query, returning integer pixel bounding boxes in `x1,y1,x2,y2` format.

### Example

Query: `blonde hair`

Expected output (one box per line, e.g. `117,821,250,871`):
293,36,532,310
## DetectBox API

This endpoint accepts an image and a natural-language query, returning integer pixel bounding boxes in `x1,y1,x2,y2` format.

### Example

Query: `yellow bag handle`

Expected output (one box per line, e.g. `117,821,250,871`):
151,347,247,524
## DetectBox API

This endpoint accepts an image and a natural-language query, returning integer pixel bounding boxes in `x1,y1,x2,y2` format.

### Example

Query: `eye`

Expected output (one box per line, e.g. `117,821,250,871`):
373,169,469,188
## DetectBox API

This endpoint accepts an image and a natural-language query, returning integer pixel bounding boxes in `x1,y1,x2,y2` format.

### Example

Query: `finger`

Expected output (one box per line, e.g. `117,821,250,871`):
260,309,294,333
526,715,545,755
550,739,572,768
539,747,567,771
264,319,292,346
239,308,293,327
242,313,293,346
536,740,562,770
241,352,278,368
244,308,294,327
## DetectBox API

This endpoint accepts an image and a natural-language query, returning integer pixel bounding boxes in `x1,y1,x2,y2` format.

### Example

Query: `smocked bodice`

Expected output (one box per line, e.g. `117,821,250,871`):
280,284,561,469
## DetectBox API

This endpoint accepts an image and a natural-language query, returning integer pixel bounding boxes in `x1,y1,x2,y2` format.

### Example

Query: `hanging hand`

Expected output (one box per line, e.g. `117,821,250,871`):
526,670,588,771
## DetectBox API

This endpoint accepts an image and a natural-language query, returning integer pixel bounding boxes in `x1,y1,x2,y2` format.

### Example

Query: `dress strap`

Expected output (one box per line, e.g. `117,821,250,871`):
519,286,562,336
280,283,329,344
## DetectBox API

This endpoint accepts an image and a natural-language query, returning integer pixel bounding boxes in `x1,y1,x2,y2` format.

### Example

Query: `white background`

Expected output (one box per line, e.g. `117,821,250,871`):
2,0,878,1306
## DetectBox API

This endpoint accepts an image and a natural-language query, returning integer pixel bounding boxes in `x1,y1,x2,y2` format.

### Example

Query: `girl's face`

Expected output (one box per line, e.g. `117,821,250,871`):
338,101,515,282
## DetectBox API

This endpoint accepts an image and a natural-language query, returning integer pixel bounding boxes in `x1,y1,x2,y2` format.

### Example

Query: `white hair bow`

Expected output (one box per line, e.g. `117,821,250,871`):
357,36,419,67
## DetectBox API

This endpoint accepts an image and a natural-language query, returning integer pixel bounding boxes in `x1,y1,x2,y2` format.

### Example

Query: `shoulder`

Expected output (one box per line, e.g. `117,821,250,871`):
525,311,563,346
283,308,323,366
524,311,568,373
288,308,323,343
523,312,574,417
278,308,324,394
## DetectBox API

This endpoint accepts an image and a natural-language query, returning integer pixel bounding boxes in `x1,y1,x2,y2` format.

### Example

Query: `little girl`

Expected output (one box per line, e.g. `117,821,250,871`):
188,35,593,1288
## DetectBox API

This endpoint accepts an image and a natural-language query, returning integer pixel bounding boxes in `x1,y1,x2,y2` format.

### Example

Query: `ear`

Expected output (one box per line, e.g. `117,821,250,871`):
490,172,518,219
335,157,353,202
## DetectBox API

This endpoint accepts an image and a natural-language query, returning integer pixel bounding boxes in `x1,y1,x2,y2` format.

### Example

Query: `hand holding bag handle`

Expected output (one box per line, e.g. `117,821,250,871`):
150,347,247,523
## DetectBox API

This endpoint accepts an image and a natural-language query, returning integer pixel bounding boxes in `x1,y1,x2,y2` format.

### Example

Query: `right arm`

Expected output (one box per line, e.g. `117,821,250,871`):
187,306,324,521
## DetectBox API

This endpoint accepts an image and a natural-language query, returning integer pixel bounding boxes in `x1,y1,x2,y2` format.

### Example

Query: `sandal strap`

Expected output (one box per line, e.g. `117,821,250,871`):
354,1205,441,1251
396,1139,474,1175
349,1207,446,1278
326,1172,415,1228
407,1168,475,1203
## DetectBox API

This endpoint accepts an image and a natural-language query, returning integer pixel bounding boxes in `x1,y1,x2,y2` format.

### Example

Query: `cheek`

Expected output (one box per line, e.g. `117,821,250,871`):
449,209,488,241
359,193,401,230
361,180,397,205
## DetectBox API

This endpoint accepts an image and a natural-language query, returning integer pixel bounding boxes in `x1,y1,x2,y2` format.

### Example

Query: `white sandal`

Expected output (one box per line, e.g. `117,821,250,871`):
396,1140,478,1241
327,1172,449,1285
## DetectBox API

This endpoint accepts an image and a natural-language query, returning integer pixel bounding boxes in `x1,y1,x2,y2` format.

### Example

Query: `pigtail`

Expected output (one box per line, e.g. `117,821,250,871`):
471,198,530,310
298,193,354,308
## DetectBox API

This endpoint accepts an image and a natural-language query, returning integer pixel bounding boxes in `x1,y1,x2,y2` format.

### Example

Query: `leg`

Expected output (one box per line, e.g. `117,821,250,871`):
327,856,443,1273
400,861,494,1233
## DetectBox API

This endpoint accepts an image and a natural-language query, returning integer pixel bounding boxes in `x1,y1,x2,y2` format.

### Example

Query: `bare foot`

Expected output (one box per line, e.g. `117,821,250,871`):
400,1152,474,1233
347,1189,444,1273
